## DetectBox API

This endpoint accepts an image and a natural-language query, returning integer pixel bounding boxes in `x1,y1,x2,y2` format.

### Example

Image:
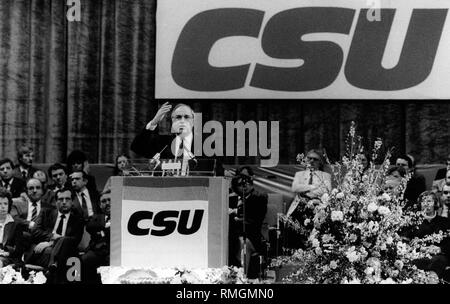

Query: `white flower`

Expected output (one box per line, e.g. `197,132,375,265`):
304,219,311,226
348,278,361,284
367,202,378,212
330,261,338,269
315,247,322,256
381,193,391,202
365,267,374,275
311,238,320,248
394,260,404,270
321,193,330,204
401,278,413,284
331,189,339,196
346,247,360,263
331,210,344,222
377,206,391,215
386,236,393,245
380,278,396,284
336,192,345,199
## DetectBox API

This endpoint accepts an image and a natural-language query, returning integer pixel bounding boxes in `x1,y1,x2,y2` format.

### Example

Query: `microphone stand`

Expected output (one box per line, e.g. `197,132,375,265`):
240,179,251,278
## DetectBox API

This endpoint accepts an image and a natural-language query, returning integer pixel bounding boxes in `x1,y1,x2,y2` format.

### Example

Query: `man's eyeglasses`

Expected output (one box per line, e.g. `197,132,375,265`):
172,114,193,121
307,156,320,161
443,191,450,195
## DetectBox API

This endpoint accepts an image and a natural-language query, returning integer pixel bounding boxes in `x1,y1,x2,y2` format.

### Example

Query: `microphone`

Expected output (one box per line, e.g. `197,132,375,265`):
150,145,168,164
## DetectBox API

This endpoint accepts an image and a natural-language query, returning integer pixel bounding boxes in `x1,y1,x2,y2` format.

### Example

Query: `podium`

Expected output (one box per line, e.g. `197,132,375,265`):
110,176,229,268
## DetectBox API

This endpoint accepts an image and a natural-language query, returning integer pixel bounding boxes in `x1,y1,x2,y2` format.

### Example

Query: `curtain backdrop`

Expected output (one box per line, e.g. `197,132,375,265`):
0,0,448,165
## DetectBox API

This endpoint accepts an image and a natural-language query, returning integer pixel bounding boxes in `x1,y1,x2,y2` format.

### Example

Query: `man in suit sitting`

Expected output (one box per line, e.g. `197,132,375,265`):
131,102,224,176
13,145,37,181
48,163,70,193
70,171,100,221
0,158,26,199
28,188,85,283
80,191,111,283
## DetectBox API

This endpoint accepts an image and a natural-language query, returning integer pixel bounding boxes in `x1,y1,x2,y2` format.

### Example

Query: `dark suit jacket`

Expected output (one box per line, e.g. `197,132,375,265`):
131,127,224,176
13,165,37,181
404,173,427,205
72,189,101,221
32,208,85,245
435,168,447,181
1,177,26,198
0,220,24,259
10,199,54,229
86,214,110,257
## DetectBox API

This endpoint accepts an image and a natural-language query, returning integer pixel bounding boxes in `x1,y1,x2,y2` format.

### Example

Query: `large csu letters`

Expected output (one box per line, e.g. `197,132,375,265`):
127,209,205,237
172,7,448,92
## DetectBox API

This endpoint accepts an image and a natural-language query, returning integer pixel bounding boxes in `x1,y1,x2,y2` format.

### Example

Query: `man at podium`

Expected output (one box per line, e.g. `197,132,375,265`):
131,102,223,176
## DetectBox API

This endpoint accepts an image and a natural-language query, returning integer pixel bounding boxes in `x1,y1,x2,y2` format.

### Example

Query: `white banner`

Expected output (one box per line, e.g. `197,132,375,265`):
121,199,209,268
156,0,450,99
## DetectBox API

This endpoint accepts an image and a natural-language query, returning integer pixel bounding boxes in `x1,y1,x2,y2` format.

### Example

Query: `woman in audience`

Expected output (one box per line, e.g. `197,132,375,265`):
103,154,135,193
0,188,23,267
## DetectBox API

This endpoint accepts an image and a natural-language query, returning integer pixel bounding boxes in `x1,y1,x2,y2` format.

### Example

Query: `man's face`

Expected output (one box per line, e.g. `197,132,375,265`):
442,185,450,205
71,162,83,172
445,170,450,185
0,162,13,180
171,105,194,138
234,169,254,196
384,177,400,194
307,152,321,170
100,194,111,216
27,179,43,202
446,158,450,170
56,190,73,214
117,156,128,171
51,169,67,187
0,197,9,216
20,152,34,167
70,172,87,191
396,158,410,172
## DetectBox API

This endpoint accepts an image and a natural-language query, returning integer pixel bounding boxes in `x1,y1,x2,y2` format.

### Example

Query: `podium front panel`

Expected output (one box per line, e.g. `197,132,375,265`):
111,176,228,268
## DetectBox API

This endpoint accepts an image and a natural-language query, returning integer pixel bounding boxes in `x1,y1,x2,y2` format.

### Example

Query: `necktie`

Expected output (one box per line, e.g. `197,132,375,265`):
22,170,27,180
80,193,88,217
56,214,66,235
308,171,314,185
175,139,184,161
31,202,38,222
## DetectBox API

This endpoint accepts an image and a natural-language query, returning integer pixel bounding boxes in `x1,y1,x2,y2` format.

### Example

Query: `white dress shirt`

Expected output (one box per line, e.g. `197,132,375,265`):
77,188,94,217
174,133,193,160
52,212,71,236
26,199,41,222
0,214,14,245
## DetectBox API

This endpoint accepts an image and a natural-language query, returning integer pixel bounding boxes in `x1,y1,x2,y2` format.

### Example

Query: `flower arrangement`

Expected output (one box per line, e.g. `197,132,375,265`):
274,122,449,284
0,266,47,284
98,266,247,284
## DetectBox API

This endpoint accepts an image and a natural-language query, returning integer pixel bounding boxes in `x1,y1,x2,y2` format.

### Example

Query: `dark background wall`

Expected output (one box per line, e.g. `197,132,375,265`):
0,0,448,165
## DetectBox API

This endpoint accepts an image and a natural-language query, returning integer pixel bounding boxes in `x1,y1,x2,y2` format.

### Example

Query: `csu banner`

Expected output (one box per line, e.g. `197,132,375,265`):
155,0,450,99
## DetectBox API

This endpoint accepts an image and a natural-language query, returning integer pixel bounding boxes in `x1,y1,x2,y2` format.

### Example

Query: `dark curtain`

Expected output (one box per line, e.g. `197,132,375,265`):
0,0,448,165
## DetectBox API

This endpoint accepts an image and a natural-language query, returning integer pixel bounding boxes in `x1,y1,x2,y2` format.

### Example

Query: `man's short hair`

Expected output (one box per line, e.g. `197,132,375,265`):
17,145,33,160
0,158,14,168
0,188,13,212
70,170,88,181
396,154,413,168
55,187,75,200
67,150,87,166
171,103,194,117
48,163,68,177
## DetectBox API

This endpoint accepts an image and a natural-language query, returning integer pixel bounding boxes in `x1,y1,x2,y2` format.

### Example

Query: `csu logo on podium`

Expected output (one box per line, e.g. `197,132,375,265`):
127,209,205,237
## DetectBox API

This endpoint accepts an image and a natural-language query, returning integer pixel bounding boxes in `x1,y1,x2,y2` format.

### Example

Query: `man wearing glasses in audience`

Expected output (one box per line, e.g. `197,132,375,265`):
440,184,450,218
131,102,223,176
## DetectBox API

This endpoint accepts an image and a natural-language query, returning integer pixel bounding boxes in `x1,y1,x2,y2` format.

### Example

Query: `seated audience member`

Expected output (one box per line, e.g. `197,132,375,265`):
48,163,70,192
0,158,26,199
70,171,100,221
33,170,55,207
288,150,331,215
435,153,450,181
386,165,407,179
103,154,136,193
396,154,426,209
440,184,450,218
0,188,24,267
432,169,450,193
10,178,53,232
81,191,111,283
67,150,98,193
406,192,450,279
229,166,267,278
13,145,37,181
28,188,85,283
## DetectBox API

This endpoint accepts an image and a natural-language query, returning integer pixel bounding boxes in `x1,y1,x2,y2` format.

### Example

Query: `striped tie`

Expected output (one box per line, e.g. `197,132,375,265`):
31,202,38,222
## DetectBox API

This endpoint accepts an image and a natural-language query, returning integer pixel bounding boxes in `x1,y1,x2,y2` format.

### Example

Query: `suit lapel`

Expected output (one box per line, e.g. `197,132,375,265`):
3,222,13,247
